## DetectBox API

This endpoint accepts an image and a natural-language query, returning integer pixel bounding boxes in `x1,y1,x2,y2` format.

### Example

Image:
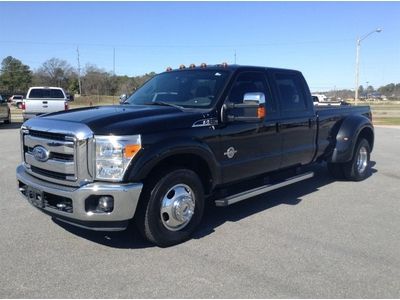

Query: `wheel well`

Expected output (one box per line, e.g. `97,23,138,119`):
358,127,374,150
145,154,213,195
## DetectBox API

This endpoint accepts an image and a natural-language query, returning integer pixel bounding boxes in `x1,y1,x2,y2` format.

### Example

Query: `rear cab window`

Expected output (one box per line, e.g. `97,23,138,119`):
273,72,309,113
28,89,65,99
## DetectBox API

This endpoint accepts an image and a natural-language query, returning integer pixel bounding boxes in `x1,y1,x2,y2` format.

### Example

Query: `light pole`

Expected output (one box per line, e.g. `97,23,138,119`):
354,28,382,105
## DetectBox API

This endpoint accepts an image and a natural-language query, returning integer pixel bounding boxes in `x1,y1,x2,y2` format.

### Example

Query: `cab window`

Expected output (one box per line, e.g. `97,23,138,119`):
227,71,276,112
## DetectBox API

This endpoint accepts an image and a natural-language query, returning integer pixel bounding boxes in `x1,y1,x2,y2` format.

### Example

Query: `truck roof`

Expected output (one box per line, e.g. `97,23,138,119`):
165,64,300,74
28,86,65,90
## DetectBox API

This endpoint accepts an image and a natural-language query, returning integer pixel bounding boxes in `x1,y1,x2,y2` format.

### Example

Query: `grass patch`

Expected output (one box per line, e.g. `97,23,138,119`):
8,98,400,126
373,118,400,126
71,95,118,107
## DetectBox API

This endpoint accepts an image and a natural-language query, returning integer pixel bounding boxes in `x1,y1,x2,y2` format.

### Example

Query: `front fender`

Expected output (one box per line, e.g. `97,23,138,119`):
125,137,221,185
331,115,373,163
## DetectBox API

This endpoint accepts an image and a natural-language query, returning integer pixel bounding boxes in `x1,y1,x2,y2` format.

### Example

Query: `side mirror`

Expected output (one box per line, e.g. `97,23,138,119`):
223,92,266,122
119,94,127,104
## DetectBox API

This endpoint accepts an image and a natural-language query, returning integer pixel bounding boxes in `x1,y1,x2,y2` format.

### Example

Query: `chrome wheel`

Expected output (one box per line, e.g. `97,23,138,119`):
356,146,368,174
160,184,195,231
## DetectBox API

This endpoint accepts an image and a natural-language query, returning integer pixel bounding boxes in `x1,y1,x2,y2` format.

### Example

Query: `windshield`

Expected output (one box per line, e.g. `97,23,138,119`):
124,70,230,109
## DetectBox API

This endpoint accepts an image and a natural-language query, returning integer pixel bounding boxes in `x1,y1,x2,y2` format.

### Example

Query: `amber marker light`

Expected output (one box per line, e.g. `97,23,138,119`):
124,144,142,159
258,106,266,119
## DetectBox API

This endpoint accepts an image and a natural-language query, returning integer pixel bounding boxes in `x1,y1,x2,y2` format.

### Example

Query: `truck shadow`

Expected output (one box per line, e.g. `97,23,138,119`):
53,162,377,249
195,162,377,240
1,122,23,129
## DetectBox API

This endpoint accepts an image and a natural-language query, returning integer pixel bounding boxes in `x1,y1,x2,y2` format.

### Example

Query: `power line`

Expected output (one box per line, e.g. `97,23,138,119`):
76,47,82,95
0,38,354,49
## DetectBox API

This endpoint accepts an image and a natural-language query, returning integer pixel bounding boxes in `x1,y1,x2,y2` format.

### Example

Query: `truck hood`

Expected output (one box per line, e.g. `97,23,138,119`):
40,105,207,135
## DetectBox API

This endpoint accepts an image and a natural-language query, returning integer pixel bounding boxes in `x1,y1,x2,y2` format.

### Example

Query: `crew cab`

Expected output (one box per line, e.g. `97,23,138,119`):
16,65,374,247
22,87,69,121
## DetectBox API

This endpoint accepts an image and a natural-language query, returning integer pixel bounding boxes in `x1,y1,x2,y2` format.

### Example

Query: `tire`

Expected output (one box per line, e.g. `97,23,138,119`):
135,168,205,247
4,110,11,124
327,162,345,179
342,138,371,181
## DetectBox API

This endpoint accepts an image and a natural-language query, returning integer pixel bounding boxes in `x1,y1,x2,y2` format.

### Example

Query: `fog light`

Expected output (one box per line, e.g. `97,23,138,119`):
97,196,114,213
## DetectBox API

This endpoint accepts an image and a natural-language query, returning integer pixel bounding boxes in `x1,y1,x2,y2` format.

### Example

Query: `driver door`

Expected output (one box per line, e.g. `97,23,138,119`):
218,71,281,184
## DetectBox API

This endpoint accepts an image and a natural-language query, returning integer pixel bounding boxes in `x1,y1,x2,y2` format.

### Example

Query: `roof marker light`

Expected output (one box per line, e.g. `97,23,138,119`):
189,64,196,68
166,67,172,72
200,63,207,68
179,64,186,69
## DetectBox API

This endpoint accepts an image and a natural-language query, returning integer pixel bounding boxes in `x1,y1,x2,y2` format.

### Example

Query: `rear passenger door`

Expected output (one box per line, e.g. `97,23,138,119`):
269,71,316,168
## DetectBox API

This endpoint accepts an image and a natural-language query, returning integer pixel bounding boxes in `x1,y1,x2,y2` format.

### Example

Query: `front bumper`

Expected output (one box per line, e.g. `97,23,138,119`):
16,165,143,231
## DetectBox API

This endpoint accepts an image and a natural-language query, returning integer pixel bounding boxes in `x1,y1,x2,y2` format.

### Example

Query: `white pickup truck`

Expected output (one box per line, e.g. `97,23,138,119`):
23,87,69,121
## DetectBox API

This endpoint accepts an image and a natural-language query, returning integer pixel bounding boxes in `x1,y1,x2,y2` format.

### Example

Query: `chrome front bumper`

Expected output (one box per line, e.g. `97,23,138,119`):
16,165,143,231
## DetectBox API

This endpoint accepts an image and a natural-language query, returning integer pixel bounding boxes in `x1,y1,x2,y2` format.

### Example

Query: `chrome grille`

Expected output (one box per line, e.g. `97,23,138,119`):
21,119,94,187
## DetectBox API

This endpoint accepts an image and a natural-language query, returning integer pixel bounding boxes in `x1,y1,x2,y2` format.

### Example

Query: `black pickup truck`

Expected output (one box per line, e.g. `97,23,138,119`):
16,64,374,246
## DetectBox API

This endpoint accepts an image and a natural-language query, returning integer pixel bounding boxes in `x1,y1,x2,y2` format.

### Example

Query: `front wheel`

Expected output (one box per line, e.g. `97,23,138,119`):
343,138,371,181
135,168,205,247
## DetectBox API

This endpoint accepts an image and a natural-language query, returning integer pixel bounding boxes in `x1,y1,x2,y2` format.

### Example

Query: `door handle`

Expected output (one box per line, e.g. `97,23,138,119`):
42,101,48,104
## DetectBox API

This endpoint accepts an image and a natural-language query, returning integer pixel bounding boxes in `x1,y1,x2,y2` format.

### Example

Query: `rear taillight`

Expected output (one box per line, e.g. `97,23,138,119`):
22,101,25,110
64,101,69,110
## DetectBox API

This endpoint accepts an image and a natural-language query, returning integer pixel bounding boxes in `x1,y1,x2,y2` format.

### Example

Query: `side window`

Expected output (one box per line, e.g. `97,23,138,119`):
227,72,275,112
275,73,307,112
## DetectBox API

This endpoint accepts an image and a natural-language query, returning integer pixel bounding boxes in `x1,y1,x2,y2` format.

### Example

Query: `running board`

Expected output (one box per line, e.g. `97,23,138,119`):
214,172,314,207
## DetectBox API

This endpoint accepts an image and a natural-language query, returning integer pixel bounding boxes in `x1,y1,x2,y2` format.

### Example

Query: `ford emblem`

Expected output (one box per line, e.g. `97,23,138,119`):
32,145,50,162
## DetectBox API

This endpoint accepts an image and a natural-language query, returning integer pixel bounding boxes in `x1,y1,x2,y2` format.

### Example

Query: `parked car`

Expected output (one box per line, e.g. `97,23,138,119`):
66,93,74,102
16,64,374,247
22,87,69,121
9,95,24,109
0,95,11,124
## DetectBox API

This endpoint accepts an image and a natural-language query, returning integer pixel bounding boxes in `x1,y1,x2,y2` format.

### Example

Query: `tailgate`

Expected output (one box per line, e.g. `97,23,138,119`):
25,99,66,114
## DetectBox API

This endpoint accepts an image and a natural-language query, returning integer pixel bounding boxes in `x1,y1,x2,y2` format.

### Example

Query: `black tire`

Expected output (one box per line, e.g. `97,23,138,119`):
327,162,345,179
342,138,371,181
4,110,11,124
135,168,205,247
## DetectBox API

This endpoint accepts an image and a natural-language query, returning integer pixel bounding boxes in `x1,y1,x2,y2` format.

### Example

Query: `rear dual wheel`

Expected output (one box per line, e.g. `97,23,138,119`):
135,168,205,247
328,138,371,181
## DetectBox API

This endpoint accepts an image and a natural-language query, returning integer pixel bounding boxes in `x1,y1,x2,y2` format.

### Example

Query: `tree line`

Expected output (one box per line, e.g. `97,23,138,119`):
0,56,155,97
1,55,399,100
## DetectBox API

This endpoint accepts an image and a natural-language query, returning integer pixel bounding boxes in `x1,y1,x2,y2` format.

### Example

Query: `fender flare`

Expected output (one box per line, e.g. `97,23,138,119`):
331,115,374,163
125,137,222,187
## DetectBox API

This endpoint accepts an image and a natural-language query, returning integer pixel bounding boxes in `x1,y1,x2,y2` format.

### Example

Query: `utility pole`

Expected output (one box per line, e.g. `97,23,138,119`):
234,50,237,64
76,47,82,95
113,47,115,105
354,28,382,105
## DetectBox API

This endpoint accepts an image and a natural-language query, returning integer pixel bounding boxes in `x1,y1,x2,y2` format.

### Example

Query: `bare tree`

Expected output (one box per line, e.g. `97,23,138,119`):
35,58,77,90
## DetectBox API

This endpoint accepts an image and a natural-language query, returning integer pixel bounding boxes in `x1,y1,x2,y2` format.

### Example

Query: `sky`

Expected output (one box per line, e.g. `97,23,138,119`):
0,1,399,92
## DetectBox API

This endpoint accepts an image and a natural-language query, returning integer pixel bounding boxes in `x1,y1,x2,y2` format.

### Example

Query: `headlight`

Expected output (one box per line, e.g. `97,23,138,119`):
95,135,141,181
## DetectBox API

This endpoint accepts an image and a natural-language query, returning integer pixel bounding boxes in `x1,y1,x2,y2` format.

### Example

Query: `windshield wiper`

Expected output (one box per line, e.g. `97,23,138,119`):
147,101,184,111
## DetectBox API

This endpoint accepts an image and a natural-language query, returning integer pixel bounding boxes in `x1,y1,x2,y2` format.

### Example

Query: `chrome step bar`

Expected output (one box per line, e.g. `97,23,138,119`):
215,172,314,207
